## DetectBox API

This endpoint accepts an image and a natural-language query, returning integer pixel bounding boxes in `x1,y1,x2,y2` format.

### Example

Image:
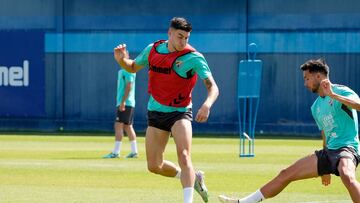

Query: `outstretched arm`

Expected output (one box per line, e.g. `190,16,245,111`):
114,44,143,73
321,79,360,111
195,76,219,123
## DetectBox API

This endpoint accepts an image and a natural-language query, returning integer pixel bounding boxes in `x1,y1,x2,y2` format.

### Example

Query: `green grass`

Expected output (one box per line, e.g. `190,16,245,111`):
0,134,355,202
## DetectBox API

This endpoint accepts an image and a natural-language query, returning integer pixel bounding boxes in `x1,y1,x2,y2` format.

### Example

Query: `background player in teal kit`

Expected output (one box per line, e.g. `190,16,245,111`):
103,69,138,159
219,59,360,203
113,17,219,203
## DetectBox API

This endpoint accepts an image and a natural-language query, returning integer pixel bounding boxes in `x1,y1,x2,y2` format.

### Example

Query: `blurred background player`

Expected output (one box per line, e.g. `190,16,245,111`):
113,17,219,203
103,68,138,158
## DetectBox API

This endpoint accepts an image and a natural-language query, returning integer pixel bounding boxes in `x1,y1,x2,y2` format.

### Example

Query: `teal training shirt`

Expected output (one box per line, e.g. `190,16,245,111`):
134,41,212,112
116,69,136,107
311,85,359,153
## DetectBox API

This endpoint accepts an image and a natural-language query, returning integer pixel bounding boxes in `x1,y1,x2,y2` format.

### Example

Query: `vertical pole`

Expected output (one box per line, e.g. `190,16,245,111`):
238,98,241,154
248,97,252,155
252,97,259,155
243,98,247,155
238,97,243,155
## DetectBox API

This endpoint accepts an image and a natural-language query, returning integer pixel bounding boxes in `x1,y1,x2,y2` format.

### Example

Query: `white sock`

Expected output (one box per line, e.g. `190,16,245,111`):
113,141,122,155
130,140,138,153
183,187,194,203
175,170,181,179
239,189,265,203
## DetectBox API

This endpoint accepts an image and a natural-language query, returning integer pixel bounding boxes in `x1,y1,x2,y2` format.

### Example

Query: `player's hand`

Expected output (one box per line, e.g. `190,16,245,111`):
119,103,126,112
321,174,331,186
195,104,210,123
114,44,129,62
320,79,333,97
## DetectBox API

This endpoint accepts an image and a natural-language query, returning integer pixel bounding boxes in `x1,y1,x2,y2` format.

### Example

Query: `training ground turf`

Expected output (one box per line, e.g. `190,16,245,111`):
0,134,355,202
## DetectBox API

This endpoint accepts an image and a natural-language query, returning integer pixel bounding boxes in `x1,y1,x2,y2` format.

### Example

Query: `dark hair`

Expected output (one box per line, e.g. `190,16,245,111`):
300,58,329,76
169,17,192,32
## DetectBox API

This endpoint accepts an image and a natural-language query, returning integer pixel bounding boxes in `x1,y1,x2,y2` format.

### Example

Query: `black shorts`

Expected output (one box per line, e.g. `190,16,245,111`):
115,106,135,125
147,110,193,132
315,147,360,176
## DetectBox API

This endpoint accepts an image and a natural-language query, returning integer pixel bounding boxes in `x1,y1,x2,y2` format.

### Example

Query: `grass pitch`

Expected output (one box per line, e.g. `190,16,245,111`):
0,134,355,202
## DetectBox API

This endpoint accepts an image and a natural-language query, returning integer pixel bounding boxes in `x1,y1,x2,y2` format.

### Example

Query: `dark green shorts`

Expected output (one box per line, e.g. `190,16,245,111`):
147,110,192,132
315,147,359,176
115,106,135,125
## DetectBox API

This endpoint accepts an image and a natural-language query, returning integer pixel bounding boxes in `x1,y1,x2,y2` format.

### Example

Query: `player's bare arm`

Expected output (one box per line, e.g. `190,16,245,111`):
320,131,331,186
119,82,132,111
195,76,219,123
321,79,360,111
321,130,326,148
114,44,143,73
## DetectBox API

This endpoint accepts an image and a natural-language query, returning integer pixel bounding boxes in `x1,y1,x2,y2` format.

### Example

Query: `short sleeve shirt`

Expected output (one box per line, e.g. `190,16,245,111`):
311,85,359,153
134,41,212,112
116,69,136,107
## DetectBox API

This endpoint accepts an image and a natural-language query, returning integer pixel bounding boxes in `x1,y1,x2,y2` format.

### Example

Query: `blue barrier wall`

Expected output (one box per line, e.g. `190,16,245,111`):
0,0,360,135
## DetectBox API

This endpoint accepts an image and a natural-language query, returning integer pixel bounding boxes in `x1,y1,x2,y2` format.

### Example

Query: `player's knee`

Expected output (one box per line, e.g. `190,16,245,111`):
177,150,191,168
278,168,294,182
340,169,357,186
123,124,133,131
147,163,161,174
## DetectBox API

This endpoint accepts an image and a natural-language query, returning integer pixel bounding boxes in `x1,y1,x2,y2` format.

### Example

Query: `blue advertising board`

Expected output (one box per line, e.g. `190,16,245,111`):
0,30,45,117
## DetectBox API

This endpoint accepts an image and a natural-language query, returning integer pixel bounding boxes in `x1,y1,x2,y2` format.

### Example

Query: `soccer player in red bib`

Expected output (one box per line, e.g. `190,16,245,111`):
114,17,219,203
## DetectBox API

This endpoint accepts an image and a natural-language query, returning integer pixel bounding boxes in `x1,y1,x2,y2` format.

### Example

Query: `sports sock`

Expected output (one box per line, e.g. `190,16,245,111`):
239,189,265,203
183,187,194,203
130,140,137,153
113,141,122,155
